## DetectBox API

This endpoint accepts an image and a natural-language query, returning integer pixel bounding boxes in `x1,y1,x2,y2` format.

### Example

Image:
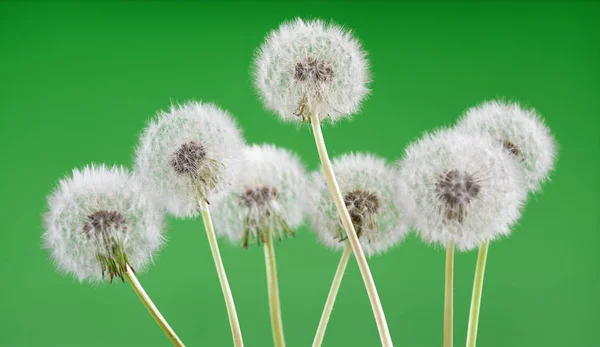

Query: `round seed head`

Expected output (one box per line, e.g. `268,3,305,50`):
43,164,164,283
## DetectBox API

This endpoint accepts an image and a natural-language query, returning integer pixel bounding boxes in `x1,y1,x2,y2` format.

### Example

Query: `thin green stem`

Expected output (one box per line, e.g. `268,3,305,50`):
466,241,490,347
312,244,352,347
124,265,185,347
263,229,286,347
200,201,244,347
309,112,393,347
444,241,454,347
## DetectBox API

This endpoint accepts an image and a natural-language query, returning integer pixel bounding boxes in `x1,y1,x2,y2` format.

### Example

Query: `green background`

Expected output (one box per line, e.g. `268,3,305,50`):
1,1,598,346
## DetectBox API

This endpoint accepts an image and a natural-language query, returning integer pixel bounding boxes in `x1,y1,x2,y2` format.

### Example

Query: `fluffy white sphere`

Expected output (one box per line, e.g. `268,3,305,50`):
456,100,557,192
254,18,370,123
43,164,164,282
212,144,309,247
307,153,412,256
134,101,245,218
398,129,527,251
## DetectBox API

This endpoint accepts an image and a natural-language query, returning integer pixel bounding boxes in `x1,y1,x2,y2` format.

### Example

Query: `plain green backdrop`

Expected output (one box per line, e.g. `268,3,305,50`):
0,1,598,346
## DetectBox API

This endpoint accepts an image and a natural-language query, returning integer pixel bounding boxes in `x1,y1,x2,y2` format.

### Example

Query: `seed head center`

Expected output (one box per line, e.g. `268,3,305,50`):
83,210,127,236
170,141,207,175
239,186,279,207
436,170,481,223
503,140,521,157
294,57,334,83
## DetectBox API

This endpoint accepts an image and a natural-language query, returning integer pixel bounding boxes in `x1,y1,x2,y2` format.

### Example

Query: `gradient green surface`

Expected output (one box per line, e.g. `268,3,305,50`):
1,1,598,346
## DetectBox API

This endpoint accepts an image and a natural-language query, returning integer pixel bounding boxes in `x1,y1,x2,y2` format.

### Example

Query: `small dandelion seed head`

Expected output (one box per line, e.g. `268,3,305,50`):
254,18,370,123
397,129,527,251
134,101,245,218
212,144,309,248
43,164,164,283
307,153,412,256
456,100,557,192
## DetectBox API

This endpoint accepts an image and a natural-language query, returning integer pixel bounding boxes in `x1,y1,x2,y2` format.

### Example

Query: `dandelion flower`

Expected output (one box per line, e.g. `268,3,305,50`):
134,101,245,218
254,18,369,123
43,164,183,345
456,100,557,192
212,143,309,347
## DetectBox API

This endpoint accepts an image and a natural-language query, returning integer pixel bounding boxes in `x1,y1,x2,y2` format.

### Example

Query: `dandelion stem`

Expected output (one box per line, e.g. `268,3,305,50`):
263,229,286,347
466,240,490,347
309,112,393,347
124,265,185,347
200,200,245,347
312,243,352,347
444,241,454,347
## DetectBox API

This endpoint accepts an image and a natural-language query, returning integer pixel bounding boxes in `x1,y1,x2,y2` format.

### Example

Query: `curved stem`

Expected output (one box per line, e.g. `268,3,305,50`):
466,241,490,347
200,201,245,347
312,244,352,347
309,113,393,347
444,241,454,347
124,265,185,347
263,229,286,347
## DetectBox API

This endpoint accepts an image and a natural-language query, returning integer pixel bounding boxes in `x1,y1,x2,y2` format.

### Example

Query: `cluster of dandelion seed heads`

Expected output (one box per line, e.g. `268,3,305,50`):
254,18,370,123
456,100,557,192
43,165,164,282
135,101,245,218
212,144,309,247
398,129,527,251
307,153,411,256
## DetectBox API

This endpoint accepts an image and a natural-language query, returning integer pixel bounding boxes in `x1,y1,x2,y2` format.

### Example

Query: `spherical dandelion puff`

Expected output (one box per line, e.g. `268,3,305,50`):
212,144,309,347
42,164,184,346
134,101,245,347
456,100,557,193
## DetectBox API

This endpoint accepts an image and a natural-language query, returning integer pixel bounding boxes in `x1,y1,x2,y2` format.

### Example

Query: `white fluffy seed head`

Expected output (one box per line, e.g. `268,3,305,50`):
307,153,412,256
212,144,309,248
134,101,245,218
254,18,370,123
456,100,557,192
398,129,527,251
43,164,164,283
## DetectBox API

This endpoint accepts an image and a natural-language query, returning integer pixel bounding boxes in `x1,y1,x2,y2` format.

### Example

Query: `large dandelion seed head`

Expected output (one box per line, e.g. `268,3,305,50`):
212,144,309,248
254,18,370,123
134,101,245,218
398,129,527,251
307,153,412,256
456,100,557,192
43,164,164,283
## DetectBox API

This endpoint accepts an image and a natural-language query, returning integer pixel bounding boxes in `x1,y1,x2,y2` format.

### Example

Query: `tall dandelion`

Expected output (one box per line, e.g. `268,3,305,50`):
135,101,245,347
398,129,527,347
252,18,393,346
306,153,412,347
455,101,557,347
43,165,184,346
212,144,309,347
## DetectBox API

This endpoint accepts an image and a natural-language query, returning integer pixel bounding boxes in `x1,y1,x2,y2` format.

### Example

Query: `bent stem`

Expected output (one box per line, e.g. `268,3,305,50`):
124,265,185,347
444,241,455,347
466,240,490,347
309,112,393,347
263,229,286,347
200,200,244,347
312,243,352,347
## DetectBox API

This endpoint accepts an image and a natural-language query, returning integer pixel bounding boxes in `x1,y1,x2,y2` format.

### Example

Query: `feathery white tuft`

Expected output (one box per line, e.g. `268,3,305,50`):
456,100,557,192
254,18,370,123
307,153,412,256
43,164,164,282
134,101,245,218
212,144,309,247
398,129,527,251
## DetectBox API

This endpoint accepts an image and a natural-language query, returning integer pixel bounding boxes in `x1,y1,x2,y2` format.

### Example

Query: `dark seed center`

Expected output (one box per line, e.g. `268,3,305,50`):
435,170,481,223
83,210,127,236
343,190,380,237
294,57,334,83
239,186,279,207
170,141,207,175
503,140,521,157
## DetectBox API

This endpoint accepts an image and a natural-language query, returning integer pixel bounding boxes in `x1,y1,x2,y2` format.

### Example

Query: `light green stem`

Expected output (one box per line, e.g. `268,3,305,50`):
263,229,286,347
124,265,185,347
312,244,352,347
444,241,454,347
466,241,490,347
309,112,393,347
200,201,244,347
